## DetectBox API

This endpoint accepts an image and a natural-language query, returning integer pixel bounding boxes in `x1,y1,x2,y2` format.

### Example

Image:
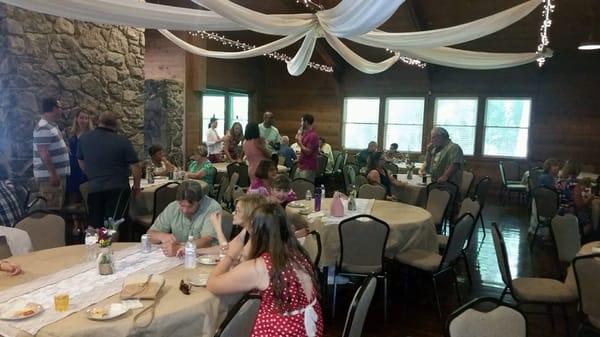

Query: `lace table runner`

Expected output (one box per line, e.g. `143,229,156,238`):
321,198,375,225
0,246,182,337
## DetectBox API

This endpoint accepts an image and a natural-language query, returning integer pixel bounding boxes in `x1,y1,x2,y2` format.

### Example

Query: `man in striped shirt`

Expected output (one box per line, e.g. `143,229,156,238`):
33,98,70,209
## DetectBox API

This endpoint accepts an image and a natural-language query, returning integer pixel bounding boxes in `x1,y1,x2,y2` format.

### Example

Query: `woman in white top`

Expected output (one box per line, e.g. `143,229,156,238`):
206,117,223,163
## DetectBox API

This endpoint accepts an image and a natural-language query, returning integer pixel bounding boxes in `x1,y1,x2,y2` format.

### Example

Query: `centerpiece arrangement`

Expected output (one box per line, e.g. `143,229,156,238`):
96,218,122,275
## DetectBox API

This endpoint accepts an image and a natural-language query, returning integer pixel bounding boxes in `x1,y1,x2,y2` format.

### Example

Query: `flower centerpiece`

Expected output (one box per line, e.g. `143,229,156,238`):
96,218,122,275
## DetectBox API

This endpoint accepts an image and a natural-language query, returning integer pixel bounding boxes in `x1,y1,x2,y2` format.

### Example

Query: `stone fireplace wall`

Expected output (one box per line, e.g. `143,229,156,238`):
0,4,145,176
144,79,184,167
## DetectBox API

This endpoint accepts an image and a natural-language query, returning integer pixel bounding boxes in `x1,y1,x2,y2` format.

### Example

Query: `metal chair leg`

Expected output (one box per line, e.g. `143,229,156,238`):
500,286,509,302
451,268,462,305
432,276,442,320
383,274,388,321
530,223,540,250
332,274,337,319
461,252,473,288
478,213,486,242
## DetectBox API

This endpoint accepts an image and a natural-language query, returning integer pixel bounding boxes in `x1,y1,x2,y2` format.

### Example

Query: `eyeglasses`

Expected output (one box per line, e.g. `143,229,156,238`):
179,280,190,295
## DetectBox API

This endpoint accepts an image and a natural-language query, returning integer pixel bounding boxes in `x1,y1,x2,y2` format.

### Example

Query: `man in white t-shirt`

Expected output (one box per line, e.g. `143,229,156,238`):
258,111,281,157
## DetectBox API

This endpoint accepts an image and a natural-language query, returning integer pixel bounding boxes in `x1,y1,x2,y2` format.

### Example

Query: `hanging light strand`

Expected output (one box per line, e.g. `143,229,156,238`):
536,0,555,67
295,0,324,11
189,31,334,73
386,49,427,68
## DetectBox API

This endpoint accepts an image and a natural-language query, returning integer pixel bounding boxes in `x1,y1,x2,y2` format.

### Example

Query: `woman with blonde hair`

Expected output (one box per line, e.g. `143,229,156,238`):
66,110,93,206
186,144,215,188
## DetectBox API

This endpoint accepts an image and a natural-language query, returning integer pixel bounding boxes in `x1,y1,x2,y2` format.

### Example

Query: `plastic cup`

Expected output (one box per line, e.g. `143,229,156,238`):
54,293,69,312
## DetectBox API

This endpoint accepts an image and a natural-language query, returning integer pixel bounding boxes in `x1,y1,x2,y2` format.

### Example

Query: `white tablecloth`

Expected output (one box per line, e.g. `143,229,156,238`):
0,227,32,256
391,173,428,207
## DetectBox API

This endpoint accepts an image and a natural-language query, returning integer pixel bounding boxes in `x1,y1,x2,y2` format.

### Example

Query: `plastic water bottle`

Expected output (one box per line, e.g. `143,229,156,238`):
305,189,313,201
320,184,326,198
314,186,322,212
84,227,98,262
184,235,196,269
348,185,357,211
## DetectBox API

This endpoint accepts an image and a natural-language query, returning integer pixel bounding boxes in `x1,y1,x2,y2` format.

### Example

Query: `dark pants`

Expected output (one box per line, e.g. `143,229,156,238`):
87,188,130,228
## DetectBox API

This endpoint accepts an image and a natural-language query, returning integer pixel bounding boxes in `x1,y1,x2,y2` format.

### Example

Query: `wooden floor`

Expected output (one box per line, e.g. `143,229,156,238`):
322,199,584,337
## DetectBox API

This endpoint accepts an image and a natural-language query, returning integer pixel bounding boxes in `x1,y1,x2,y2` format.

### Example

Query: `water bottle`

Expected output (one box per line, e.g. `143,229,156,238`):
314,186,322,212
146,162,155,184
184,235,196,269
348,185,357,211
320,184,326,198
84,227,98,262
305,189,313,201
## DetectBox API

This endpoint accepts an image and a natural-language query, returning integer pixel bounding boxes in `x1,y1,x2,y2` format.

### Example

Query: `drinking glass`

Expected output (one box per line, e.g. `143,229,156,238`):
54,293,69,312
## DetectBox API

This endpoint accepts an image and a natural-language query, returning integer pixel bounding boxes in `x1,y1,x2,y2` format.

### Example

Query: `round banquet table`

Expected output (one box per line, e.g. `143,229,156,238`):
129,178,209,218
212,162,288,174
286,198,436,267
0,243,238,337
391,173,430,207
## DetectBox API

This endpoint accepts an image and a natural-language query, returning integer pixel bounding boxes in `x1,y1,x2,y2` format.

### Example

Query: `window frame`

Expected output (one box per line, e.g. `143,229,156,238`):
383,97,425,153
433,96,479,157
341,97,381,150
482,97,532,159
201,88,250,142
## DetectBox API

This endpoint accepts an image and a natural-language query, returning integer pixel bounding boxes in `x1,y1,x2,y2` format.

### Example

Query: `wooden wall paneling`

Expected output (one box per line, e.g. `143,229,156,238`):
144,30,186,81
184,35,207,161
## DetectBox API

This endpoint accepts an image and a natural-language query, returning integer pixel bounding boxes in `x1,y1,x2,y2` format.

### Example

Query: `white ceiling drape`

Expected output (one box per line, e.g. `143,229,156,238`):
1,0,551,75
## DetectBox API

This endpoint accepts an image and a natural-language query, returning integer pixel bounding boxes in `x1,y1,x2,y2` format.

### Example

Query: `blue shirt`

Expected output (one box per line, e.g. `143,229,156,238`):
278,144,296,168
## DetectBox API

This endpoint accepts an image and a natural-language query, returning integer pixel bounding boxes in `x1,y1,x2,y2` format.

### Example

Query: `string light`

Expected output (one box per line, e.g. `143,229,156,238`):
386,49,427,68
189,31,334,73
536,0,555,67
295,0,324,11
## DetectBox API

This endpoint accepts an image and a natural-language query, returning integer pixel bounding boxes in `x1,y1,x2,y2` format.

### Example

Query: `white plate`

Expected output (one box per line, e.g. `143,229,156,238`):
287,201,305,208
197,255,220,265
298,209,311,215
87,303,129,321
187,273,209,287
0,302,44,320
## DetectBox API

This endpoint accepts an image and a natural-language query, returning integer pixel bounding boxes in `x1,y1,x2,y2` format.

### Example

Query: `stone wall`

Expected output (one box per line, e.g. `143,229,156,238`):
0,4,145,175
144,79,184,167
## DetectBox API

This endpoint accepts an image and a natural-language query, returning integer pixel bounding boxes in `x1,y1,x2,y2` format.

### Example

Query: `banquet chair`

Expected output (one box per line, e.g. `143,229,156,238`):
550,214,580,277
232,186,245,203
302,230,322,268
527,167,544,191
427,182,459,234
333,215,389,320
315,154,328,181
459,170,474,200
205,166,217,197
226,163,250,188
221,211,234,241
15,211,65,251
426,185,452,234
446,297,527,337
472,176,491,241
215,175,229,207
491,223,577,335
133,182,180,229
213,293,261,337
498,161,527,204
358,184,386,200
223,173,239,211
572,253,600,336
0,236,12,259
341,274,377,337
395,213,474,319
530,186,559,249
290,178,315,200
289,162,298,179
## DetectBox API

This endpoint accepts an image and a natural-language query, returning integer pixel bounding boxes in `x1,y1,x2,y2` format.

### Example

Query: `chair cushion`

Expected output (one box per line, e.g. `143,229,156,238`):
395,249,442,272
437,234,448,249
133,214,153,228
512,277,578,303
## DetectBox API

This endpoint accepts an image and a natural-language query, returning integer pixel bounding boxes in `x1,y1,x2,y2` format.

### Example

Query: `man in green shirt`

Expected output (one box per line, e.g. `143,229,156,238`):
259,111,282,155
147,180,221,256
419,127,464,188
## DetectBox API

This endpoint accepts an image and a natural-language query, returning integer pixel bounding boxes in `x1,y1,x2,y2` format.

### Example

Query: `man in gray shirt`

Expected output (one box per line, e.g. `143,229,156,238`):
259,111,281,158
77,112,141,228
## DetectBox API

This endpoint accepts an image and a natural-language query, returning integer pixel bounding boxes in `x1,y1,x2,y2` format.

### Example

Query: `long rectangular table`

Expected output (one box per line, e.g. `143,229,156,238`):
0,243,239,337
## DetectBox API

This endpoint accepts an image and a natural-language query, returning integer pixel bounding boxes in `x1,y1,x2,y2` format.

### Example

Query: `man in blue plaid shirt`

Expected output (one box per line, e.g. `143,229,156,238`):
0,159,23,227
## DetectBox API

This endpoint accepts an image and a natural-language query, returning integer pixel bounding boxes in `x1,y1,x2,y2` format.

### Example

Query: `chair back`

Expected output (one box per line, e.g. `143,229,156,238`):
153,182,180,223
215,175,229,205
501,160,521,181
343,165,357,193
426,187,451,226
447,297,527,337
316,155,328,178
0,236,12,259
213,294,261,337
358,184,386,200
384,162,398,175
226,163,250,188
473,176,491,208
206,166,217,192
291,178,315,200
342,274,377,337
15,211,65,251
491,223,514,289
550,214,581,263
527,167,544,190
223,173,239,205
338,215,389,274
332,151,345,174
458,198,481,249
531,186,559,220
221,211,234,241
232,186,245,202
573,253,600,325
497,161,508,186
440,214,475,271
289,162,298,179
427,181,459,219
302,230,322,268
459,170,475,199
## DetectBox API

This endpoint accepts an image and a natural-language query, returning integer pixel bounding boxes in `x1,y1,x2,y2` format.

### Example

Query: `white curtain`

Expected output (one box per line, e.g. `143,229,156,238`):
0,0,550,75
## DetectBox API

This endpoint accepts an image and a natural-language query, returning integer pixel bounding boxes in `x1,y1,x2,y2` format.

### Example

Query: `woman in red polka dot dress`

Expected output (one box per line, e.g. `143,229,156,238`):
207,203,323,337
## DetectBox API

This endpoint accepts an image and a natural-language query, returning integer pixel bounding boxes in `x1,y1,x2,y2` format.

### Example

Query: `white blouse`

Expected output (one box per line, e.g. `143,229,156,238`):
206,128,223,155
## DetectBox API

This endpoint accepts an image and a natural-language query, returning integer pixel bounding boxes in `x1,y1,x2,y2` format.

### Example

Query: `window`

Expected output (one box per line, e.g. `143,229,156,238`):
483,98,531,158
434,98,478,155
384,98,425,152
202,90,249,142
342,98,380,149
